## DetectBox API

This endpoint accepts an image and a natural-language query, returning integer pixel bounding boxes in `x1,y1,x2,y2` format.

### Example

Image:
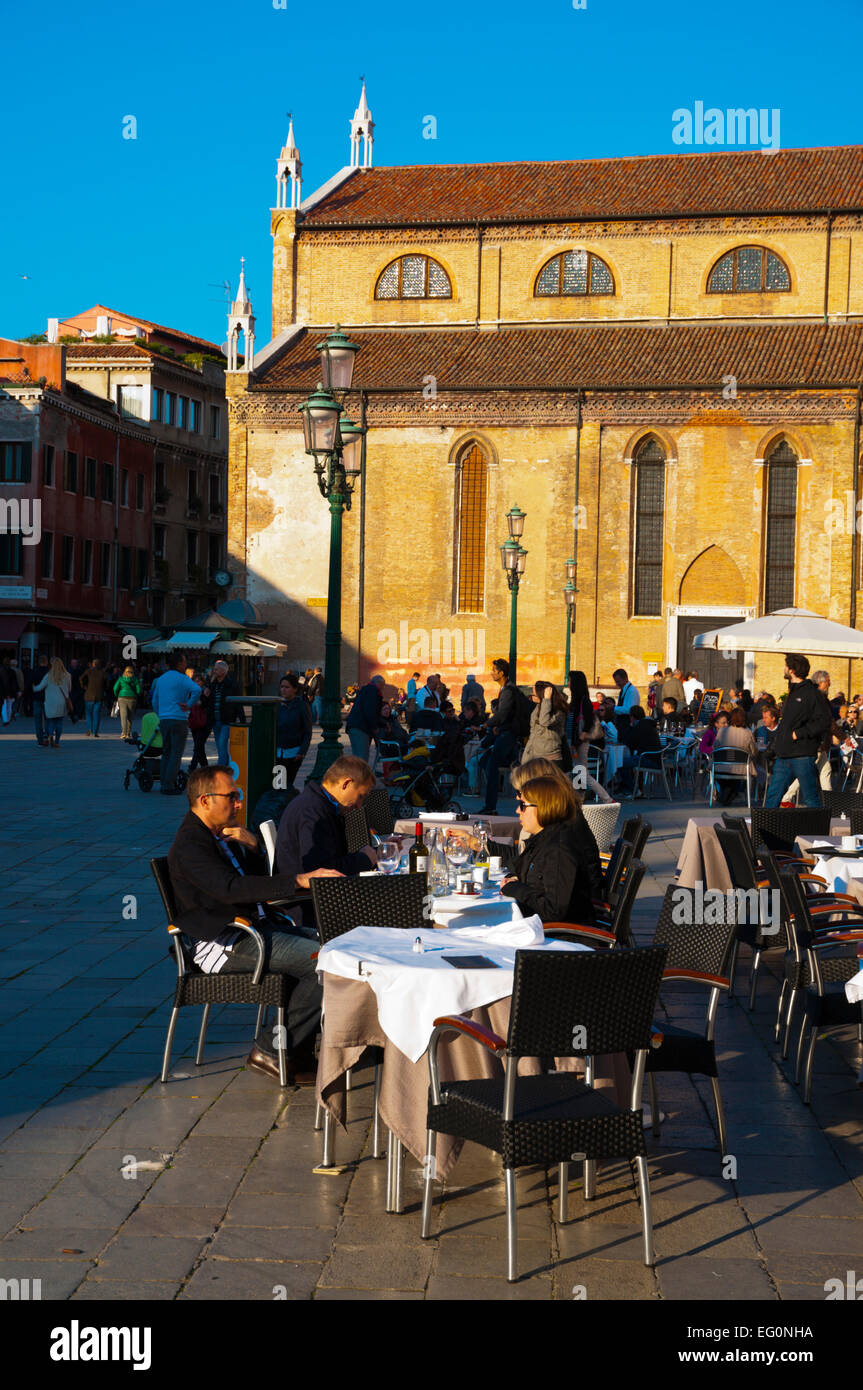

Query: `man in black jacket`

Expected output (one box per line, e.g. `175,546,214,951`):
275,755,378,925
478,658,521,814
208,661,242,765
618,705,662,793
764,654,833,807
167,764,343,1084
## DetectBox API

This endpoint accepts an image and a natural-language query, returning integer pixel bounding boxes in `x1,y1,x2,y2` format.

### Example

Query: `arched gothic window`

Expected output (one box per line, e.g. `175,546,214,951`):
454,441,488,613
633,438,665,616
534,250,614,297
707,246,791,294
764,439,798,611
375,255,452,300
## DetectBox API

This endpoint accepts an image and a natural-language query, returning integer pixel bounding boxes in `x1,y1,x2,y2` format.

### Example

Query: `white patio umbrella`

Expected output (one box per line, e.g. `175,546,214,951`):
692,608,863,659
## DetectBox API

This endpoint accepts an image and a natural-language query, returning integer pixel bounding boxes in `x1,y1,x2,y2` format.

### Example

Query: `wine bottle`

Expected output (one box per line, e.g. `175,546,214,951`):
409,822,429,875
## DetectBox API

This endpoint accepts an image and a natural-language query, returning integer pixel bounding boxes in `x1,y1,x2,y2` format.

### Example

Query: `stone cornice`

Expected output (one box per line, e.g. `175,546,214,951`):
0,386,154,442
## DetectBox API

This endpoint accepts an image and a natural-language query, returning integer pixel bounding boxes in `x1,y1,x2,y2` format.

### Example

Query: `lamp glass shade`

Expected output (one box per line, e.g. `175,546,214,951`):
565,558,577,582
501,539,520,571
317,326,360,393
506,505,526,538
339,419,365,475
564,583,577,607
299,385,342,455
516,547,527,574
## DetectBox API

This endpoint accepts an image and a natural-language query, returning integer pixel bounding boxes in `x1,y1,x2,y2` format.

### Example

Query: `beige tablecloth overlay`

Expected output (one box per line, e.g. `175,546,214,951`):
676,815,733,891
317,973,631,1178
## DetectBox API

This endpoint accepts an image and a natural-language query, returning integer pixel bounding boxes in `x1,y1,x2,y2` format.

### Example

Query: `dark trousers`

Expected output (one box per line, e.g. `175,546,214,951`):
159,719,188,791
220,925,322,1055
189,726,211,771
480,731,519,811
33,703,47,744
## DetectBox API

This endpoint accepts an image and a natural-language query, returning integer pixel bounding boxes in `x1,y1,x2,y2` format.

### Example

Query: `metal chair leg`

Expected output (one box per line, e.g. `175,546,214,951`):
386,1131,395,1211
794,1011,809,1085
392,1138,404,1213
583,1158,596,1200
195,1003,211,1066
161,1007,180,1083
321,1109,335,1166
648,1073,660,1136
254,1004,267,1040
345,1067,352,1093
276,1007,288,1087
782,988,798,1058
372,1064,383,1158
313,1100,323,1131
748,949,762,1012
774,979,788,1042
802,1025,818,1105
635,1155,655,1266
710,1075,728,1156
558,1164,569,1224
420,1129,436,1237
727,939,740,998
505,1167,518,1282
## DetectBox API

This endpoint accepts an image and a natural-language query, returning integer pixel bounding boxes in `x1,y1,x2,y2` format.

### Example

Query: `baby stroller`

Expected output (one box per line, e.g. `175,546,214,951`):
387,736,464,819
123,711,188,793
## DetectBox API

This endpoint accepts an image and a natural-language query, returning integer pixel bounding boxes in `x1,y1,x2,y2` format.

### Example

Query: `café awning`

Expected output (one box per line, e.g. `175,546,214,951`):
141,631,215,653
0,616,30,644
42,617,122,642
693,608,863,660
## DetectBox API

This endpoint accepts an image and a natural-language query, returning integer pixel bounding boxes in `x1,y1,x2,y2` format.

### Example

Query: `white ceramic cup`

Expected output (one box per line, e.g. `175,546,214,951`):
842,835,856,851
490,856,503,872
472,866,489,886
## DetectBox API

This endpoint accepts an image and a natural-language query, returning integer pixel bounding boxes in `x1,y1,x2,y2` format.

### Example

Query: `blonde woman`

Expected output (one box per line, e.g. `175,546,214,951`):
34,658,71,747
113,666,142,742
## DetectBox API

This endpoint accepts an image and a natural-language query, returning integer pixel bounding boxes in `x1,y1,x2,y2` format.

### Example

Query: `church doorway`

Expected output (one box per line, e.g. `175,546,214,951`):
676,614,743,693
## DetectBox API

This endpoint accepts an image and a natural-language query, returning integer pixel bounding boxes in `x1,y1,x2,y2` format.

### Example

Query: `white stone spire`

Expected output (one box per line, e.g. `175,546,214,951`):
276,114,303,209
226,258,256,372
349,79,374,169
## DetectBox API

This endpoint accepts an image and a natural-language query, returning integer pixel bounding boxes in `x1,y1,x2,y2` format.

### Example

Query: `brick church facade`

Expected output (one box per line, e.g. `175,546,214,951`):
226,95,863,699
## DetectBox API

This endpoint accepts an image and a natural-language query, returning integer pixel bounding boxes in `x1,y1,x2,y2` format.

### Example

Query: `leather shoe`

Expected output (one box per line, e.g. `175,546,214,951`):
246,1042,285,1082
246,1042,317,1087
288,1053,318,1088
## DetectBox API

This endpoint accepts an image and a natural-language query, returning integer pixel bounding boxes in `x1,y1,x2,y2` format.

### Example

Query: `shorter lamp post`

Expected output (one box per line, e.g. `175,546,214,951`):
298,341,365,781
563,557,577,683
500,506,527,684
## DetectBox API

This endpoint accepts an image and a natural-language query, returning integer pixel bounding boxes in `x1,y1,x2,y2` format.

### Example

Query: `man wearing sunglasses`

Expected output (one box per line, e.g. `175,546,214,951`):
167,765,343,1085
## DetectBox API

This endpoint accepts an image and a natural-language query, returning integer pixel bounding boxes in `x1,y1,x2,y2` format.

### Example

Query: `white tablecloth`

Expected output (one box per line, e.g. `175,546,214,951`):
795,835,863,894
430,888,523,930
316,919,589,1062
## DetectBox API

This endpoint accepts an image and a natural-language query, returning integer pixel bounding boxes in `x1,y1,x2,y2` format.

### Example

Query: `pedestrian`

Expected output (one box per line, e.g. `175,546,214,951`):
208,660,243,764
522,681,568,764
187,672,212,771
33,658,72,747
764,654,832,808
307,666,324,725
9,660,25,718
660,667,686,711
460,672,486,714
612,668,640,736
568,669,615,803
81,658,108,737
276,672,313,784
345,674,385,762
150,651,201,795
0,658,15,724
114,665,142,742
478,658,523,814
29,654,49,745
68,658,86,722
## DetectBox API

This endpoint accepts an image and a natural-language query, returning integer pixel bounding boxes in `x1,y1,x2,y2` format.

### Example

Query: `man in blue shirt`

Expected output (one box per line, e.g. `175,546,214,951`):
151,652,201,795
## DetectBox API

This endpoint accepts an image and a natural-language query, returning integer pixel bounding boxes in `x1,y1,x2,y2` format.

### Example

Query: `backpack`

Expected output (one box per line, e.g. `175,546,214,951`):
513,688,534,742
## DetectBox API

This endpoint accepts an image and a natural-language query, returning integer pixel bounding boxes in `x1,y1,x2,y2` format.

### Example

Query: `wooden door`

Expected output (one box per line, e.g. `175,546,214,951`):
677,616,742,693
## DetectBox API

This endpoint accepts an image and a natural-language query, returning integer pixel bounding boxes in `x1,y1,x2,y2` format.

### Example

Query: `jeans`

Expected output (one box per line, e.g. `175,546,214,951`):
348,728,371,762
46,716,64,744
311,696,323,724
33,703,47,744
765,756,822,808
480,731,519,811
220,925,322,1055
213,722,231,765
159,719,188,791
85,700,102,734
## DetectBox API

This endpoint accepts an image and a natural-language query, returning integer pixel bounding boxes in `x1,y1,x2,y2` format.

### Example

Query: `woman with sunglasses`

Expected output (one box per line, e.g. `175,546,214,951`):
495,776,599,924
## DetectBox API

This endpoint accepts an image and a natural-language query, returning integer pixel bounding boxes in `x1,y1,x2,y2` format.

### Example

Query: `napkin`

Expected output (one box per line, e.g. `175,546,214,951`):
845,971,863,1004
419,811,456,821
449,915,545,947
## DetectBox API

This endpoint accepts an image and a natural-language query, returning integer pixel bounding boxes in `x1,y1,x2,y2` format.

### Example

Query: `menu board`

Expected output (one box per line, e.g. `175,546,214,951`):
695,689,723,723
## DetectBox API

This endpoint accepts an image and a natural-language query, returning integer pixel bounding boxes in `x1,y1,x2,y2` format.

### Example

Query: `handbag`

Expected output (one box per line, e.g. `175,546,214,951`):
110,700,120,719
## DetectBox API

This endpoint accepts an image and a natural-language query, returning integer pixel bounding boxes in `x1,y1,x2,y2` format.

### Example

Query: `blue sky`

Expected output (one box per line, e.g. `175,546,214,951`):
3,0,860,347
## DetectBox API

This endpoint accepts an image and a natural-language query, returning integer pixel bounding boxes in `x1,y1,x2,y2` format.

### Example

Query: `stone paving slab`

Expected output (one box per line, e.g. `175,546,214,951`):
1,721,862,1301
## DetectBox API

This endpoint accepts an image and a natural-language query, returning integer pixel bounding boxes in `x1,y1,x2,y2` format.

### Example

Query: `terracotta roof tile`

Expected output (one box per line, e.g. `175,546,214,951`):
301,146,863,227
255,322,863,392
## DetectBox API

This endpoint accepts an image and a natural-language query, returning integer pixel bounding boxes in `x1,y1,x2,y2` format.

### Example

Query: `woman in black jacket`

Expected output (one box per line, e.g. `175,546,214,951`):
276,674,313,785
496,776,598,924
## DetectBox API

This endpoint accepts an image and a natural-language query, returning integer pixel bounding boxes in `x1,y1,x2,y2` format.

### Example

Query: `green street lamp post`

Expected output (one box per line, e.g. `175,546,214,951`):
298,326,364,782
563,557,577,683
500,505,527,684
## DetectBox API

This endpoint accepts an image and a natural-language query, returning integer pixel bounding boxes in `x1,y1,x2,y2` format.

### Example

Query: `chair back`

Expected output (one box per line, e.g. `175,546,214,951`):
151,856,179,922
753,848,794,950
609,858,646,946
603,836,635,907
507,943,667,1059
626,817,652,860
750,807,830,853
364,786,395,837
715,825,759,892
310,872,427,945
711,747,751,778
585,744,603,783
259,819,277,874
344,805,369,854
823,790,863,819
719,814,758,874
580,801,620,854
851,811,863,837
652,883,735,981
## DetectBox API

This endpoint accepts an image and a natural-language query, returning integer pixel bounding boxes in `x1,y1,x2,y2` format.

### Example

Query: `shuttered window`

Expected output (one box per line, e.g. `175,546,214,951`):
455,442,488,613
764,440,797,611
633,438,665,616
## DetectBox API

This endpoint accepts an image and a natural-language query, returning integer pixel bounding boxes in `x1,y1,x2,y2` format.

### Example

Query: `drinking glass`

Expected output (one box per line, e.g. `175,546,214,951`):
445,835,471,876
377,839,401,875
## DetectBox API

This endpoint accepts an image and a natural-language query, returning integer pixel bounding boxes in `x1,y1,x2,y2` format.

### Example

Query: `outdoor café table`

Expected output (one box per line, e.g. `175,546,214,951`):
394,813,521,841
676,815,733,891
315,920,629,1184
795,833,863,906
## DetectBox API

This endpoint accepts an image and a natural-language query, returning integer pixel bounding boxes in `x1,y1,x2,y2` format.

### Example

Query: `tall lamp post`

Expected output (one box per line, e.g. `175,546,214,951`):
563,557,577,683
299,326,364,781
500,505,527,684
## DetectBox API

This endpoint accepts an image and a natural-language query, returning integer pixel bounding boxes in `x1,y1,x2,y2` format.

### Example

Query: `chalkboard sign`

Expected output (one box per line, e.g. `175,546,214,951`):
695,688,723,723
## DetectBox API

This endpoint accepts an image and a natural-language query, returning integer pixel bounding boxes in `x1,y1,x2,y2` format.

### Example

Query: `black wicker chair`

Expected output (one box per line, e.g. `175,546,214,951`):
714,826,787,1009
310,872,427,1182
780,869,863,1102
822,790,863,820
749,807,831,855
344,786,398,853
643,884,737,1158
548,859,646,952
420,944,668,1281
594,838,635,918
151,856,309,1087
